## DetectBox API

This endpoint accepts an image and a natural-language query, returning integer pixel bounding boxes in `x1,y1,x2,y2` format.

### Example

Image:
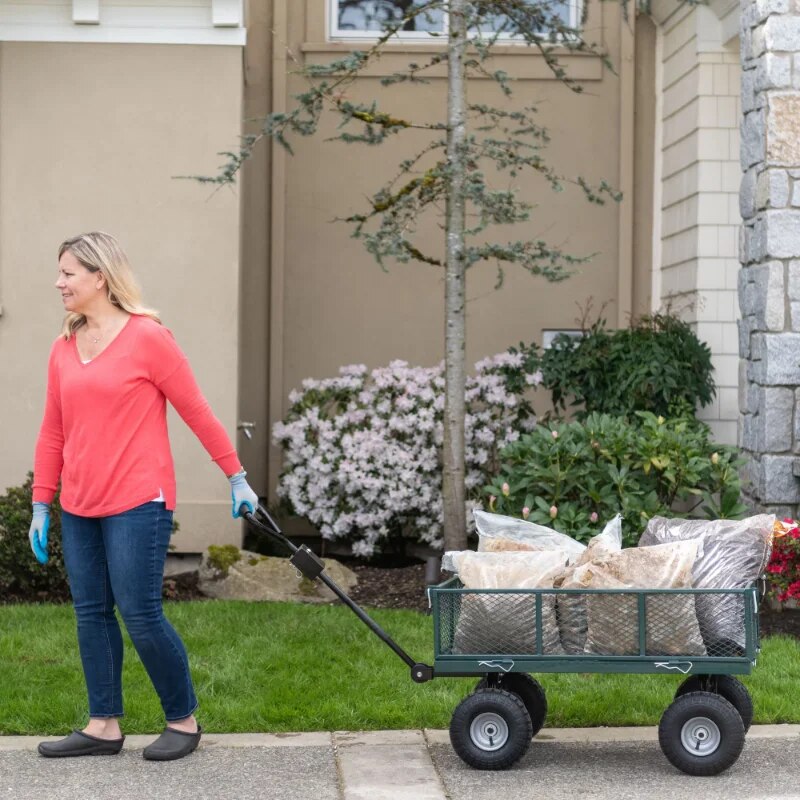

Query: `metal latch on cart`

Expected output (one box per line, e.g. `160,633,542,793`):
290,545,325,580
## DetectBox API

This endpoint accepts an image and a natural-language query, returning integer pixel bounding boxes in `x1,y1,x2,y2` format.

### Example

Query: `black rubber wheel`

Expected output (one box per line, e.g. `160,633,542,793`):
658,691,746,776
450,688,534,770
675,675,753,733
475,674,547,737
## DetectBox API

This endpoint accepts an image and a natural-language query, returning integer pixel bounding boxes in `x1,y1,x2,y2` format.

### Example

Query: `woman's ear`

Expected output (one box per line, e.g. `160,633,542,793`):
96,272,106,291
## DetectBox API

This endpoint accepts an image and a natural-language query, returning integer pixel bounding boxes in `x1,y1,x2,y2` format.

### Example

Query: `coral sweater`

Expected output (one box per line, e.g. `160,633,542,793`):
33,314,241,517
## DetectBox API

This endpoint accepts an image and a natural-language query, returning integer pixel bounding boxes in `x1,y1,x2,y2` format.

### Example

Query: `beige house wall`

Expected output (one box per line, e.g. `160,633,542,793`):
262,1,646,492
0,41,243,551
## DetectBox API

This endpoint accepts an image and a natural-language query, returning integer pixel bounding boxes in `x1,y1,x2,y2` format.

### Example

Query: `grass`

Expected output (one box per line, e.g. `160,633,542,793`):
1,600,798,735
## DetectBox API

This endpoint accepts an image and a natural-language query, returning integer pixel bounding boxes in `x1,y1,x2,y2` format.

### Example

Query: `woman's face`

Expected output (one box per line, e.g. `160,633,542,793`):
55,251,104,314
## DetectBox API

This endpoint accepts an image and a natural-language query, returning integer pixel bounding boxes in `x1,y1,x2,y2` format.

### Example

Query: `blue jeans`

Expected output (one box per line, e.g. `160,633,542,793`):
61,501,198,721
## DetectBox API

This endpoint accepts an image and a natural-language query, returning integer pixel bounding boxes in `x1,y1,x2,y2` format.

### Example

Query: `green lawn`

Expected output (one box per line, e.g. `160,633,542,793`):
1,601,798,735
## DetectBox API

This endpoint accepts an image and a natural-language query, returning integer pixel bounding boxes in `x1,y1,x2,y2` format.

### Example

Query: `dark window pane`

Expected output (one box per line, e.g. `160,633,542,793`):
337,0,444,32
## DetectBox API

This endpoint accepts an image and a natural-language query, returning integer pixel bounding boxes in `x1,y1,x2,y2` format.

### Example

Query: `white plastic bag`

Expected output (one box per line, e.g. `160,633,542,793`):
474,510,586,563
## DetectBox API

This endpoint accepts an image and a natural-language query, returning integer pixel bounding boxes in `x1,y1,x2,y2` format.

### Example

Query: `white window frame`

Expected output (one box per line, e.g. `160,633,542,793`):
327,0,581,43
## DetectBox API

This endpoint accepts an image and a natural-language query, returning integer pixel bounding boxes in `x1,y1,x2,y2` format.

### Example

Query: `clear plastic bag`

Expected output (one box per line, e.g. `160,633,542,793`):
556,515,622,654
443,550,568,655
638,514,775,654
474,510,586,562
560,540,706,656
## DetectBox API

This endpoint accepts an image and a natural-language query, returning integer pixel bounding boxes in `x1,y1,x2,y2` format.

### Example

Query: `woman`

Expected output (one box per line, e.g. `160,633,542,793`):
28,232,258,761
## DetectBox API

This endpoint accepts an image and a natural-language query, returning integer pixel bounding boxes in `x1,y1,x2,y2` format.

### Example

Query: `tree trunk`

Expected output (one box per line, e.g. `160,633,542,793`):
442,0,468,552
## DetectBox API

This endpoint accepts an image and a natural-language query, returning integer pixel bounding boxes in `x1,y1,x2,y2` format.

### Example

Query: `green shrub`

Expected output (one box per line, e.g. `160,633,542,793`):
534,313,716,419
484,412,747,547
0,475,69,602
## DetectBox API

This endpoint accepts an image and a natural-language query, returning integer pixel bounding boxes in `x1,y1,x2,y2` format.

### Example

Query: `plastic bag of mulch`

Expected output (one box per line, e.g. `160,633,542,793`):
555,515,623,654
638,514,775,655
442,550,568,656
560,539,707,657
474,510,586,563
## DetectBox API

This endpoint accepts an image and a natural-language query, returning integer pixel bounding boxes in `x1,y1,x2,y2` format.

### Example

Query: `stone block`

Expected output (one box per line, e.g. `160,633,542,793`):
739,359,751,413
752,260,785,330
756,53,792,92
789,260,800,299
745,216,768,262
740,411,760,451
764,14,800,49
761,455,800,502
749,333,800,384
742,108,766,169
738,316,755,357
767,93,800,166
758,386,794,450
741,166,758,218
764,209,800,258
751,21,766,58
740,453,764,499
755,0,792,19
792,302,800,331
772,169,790,207
794,388,800,451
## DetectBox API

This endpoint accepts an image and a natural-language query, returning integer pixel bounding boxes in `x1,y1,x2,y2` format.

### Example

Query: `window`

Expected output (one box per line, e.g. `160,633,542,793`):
329,0,578,41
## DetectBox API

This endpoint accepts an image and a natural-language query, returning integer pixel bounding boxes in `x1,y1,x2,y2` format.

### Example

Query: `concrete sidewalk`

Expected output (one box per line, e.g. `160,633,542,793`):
1,726,799,800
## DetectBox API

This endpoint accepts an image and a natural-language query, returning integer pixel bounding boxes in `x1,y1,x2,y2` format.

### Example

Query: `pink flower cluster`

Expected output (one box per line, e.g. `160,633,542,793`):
273,352,540,556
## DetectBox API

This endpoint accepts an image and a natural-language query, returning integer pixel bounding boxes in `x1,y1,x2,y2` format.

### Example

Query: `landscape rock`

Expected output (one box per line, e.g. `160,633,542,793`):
198,547,357,603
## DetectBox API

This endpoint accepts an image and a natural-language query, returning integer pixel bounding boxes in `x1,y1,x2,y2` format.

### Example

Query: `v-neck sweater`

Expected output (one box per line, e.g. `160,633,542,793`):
33,314,241,517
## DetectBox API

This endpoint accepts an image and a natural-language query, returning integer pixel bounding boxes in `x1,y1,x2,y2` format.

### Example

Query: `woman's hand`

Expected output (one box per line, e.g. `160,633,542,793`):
228,470,258,518
29,502,50,564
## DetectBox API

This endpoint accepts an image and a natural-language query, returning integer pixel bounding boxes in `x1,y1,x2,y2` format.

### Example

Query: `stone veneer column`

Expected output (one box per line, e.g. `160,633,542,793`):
739,0,800,516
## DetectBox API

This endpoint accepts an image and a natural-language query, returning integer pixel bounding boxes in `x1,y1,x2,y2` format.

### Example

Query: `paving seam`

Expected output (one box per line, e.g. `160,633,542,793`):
422,727,453,800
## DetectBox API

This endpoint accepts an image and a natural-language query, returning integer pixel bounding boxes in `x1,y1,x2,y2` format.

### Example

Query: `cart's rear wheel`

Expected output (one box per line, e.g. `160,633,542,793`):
658,691,745,776
476,674,547,737
675,675,753,732
450,688,533,770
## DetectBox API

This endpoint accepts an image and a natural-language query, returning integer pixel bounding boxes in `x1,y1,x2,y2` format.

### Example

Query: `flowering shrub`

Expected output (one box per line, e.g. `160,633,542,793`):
484,411,746,547
767,519,800,603
273,352,540,556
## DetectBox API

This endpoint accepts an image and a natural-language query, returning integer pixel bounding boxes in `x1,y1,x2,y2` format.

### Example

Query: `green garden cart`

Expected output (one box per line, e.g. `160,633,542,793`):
244,505,760,777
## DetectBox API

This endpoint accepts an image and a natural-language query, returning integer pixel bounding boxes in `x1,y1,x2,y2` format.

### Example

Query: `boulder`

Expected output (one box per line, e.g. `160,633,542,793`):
197,547,357,603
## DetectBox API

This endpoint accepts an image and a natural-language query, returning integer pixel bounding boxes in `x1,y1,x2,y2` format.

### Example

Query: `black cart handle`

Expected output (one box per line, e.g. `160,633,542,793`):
241,504,433,683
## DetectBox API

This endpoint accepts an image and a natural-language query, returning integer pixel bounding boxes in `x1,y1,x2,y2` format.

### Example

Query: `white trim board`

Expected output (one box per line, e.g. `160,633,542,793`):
0,0,245,44
0,24,245,44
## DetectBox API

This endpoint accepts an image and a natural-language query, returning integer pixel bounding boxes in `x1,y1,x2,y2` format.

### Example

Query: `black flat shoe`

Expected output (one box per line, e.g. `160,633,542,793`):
142,725,202,761
38,730,124,758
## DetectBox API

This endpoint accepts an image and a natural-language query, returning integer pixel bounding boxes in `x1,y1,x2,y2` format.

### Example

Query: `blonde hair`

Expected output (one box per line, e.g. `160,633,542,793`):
58,232,161,339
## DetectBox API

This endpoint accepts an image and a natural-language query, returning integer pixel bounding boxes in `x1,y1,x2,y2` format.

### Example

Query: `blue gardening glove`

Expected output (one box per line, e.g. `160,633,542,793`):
229,470,258,518
29,502,50,565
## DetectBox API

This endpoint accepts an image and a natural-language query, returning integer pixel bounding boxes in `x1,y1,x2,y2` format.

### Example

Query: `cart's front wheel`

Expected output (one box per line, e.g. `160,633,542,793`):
675,675,753,732
658,691,745,776
450,688,533,770
476,674,547,737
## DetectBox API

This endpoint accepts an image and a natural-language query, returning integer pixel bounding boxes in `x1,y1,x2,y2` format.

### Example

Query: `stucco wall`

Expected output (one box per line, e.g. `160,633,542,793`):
0,42,242,551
